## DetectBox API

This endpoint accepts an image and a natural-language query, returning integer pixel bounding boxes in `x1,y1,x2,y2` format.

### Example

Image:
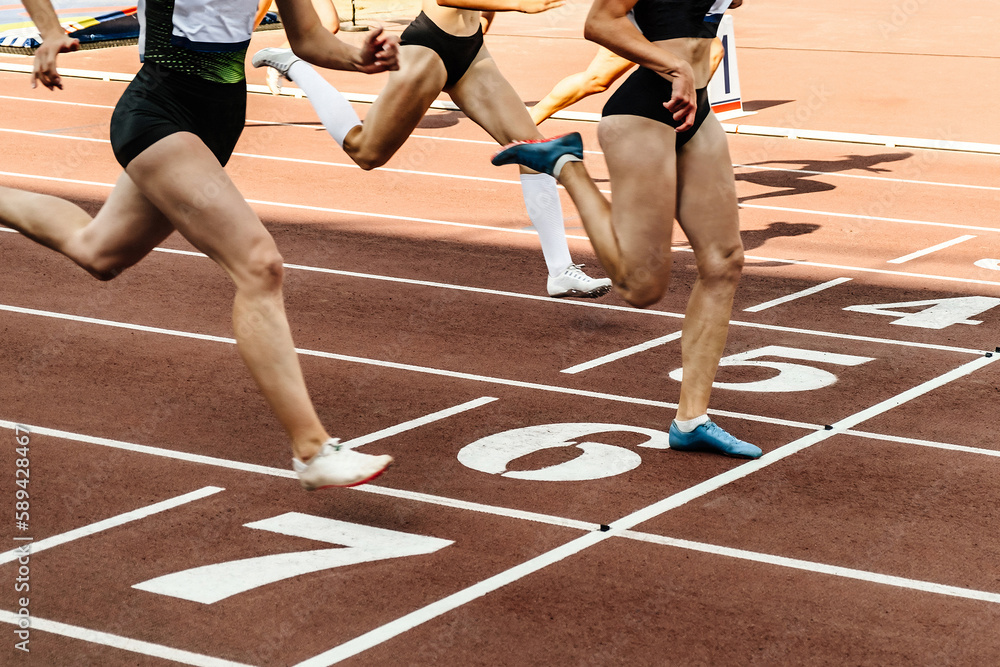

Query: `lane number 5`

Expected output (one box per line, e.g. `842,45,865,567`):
669,345,874,393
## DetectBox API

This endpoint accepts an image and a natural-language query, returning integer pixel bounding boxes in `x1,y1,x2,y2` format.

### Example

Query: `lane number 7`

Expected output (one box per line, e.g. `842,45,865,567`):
134,513,453,604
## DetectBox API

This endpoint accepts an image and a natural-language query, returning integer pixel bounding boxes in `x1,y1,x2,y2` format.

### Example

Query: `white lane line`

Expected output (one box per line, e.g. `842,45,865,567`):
0,418,299,476
0,127,528,188
844,429,1000,458
619,531,1000,605
5,94,1000,195
6,95,1000,195
733,163,1000,193
2,228,992,357
888,235,977,264
0,485,223,565
356,485,599,531
740,202,1000,235
721,122,1000,156
612,353,998,532
561,331,683,374
0,420,598,532
161,247,996,355
4,166,999,291
0,170,119,189
296,354,1000,665
739,253,1000,289
341,397,498,448
0,126,106,142
0,611,253,667
4,67,1000,155
0,169,592,242
233,150,524,187
3,128,1000,238
0,93,117,109
744,277,853,312
0,302,818,430
293,530,609,667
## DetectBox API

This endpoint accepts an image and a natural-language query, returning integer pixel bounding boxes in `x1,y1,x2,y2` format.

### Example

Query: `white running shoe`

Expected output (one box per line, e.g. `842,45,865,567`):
251,47,301,81
547,264,613,298
265,65,283,95
292,439,392,490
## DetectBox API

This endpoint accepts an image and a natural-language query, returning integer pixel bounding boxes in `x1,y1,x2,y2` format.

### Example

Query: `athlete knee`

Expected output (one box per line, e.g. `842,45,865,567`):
619,265,669,308
620,281,667,309
583,72,612,95
240,240,285,292
698,244,744,285
70,242,129,281
86,259,125,282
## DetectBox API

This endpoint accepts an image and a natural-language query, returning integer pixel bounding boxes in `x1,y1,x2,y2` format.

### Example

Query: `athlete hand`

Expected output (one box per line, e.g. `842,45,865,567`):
518,0,564,14
355,26,400,74
32,33,79,90
662,63,697,133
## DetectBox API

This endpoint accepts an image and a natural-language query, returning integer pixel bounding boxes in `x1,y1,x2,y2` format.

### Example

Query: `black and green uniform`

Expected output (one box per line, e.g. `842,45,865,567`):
110,0,258,167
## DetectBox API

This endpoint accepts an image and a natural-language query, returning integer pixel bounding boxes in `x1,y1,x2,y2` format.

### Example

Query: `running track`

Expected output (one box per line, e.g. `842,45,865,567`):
1,1,999,664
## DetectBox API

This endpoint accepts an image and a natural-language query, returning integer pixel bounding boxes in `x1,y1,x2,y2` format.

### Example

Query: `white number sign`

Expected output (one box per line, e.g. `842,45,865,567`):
669,345,874,393
458,423,670,481
134,513,453,604
844,296,1000,329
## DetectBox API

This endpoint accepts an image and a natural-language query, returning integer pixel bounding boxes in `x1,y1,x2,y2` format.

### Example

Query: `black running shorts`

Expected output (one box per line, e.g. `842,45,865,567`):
110,61,247,168
399,11,483,89
602,67,710,149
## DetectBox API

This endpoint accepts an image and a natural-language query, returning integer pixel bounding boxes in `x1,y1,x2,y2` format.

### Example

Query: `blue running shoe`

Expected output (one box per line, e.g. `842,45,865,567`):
491,132,584,177
668,420,762,459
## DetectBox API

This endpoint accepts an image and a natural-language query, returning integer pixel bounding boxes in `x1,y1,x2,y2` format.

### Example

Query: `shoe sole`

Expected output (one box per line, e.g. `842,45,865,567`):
251,50,298,74
302,461,392,491
549,284,613,299
668,444,761,459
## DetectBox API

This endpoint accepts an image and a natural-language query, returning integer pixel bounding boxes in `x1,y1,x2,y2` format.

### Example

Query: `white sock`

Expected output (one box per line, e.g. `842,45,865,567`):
287,61,361,148
520,173,573,276
673,414,710,433
552,154,582,180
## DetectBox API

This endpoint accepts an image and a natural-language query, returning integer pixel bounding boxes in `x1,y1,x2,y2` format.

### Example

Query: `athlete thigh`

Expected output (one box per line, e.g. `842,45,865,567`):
448,48,540,144
79,171,175,265
599,114,678,276
125,133,272,280
356,45,448,157
674,115,741,261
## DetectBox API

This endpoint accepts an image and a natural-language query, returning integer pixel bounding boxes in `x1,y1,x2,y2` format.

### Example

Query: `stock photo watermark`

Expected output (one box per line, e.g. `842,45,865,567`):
12,425,32,653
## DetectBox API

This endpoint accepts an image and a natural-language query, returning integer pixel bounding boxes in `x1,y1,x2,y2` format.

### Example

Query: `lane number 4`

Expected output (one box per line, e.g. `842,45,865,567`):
844,296,1000,330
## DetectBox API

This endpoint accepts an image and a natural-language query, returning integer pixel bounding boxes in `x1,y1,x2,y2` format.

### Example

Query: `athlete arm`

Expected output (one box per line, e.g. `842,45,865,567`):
253,0,273,29
584,0,697,131
276,0,398,73
480,10,495,31
436,0,564,14
21,0,79,89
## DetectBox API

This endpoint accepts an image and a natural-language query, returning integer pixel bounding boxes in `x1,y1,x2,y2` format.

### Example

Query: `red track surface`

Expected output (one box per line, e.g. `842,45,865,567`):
1,1,999,664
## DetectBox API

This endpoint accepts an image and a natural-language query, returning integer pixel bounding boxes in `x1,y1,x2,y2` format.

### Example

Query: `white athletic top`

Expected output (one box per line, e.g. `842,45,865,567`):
137,0,258,82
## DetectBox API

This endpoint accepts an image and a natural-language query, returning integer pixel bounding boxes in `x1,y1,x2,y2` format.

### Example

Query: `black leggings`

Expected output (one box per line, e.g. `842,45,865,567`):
110,62,246,168
602,67,710,149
